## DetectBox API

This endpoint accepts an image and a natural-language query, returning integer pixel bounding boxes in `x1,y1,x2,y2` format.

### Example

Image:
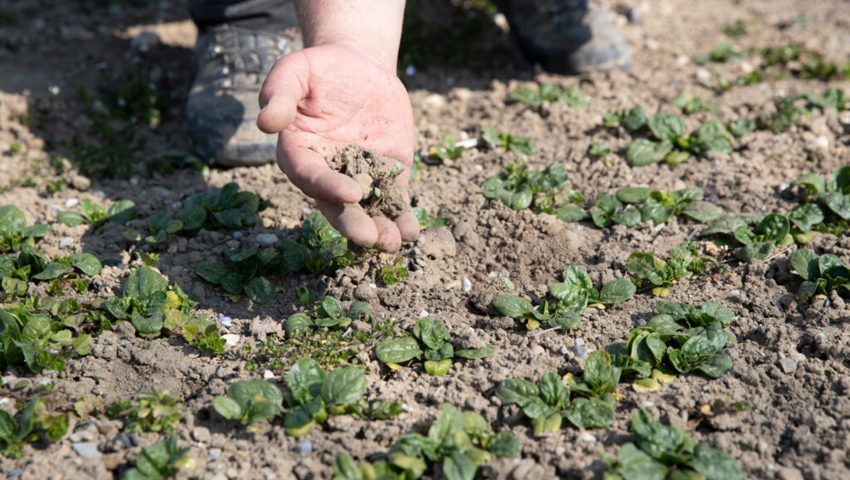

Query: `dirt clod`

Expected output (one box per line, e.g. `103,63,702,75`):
326,145,408,218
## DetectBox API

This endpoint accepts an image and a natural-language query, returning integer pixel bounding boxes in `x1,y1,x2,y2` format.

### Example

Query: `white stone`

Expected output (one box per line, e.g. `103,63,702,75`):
222,334,240,348
263,370,276,380
64,198,79,208
59,237,74,248
461,277,472,293
255,233,279,247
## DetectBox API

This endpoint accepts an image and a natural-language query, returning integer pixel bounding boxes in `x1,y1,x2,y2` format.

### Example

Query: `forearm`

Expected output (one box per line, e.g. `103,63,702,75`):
294,0,405,71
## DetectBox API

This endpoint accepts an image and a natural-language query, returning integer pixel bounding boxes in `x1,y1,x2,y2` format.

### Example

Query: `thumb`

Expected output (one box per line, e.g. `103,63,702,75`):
257,51,309,134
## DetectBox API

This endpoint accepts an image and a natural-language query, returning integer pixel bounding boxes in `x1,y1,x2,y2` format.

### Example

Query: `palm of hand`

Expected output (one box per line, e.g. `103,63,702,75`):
258,44,418,251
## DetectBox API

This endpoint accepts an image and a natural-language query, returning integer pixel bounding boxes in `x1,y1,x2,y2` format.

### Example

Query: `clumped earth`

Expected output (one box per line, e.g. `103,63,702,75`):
326,145,409,219
1,1,850,480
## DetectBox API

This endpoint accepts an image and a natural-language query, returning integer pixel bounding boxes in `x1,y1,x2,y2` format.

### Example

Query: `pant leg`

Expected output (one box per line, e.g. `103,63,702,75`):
188,0,294,28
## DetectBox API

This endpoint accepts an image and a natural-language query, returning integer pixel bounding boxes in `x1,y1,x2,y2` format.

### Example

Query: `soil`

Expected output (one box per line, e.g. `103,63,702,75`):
1,1,850,480
326,145,408,219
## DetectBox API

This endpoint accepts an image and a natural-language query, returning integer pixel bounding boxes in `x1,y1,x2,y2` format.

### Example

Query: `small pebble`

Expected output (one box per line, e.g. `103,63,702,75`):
232,231,243,239
191,426,211,443
401,403,414,413
113,432,138,449
222,334,240,347
129,177,139,186
575,432,596,445
7,469,23,478
369,283,377,289
814,136,829,150
207,448,222,462
255,233,279,247
263,370,276,380
419,310,429,318
293,441,313,455
558,345,568,355
412,247,422,256
72,442,102,459
642,401,654,408
64,198,79,208
570,338,588,361
59,237,74,248
461,277,472,293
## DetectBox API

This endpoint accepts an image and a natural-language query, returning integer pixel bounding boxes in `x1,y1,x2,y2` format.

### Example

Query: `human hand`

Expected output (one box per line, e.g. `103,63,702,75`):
257,43,419,252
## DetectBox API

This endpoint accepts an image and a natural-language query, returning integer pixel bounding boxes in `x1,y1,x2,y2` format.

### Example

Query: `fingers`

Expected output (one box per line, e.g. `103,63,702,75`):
278,138,363,204
374,216,402,252
316,200,379,248
257,52,309,134
395,188,420,242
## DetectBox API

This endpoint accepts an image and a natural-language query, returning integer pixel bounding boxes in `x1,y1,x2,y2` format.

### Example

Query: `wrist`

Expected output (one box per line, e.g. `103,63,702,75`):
295,0,405,72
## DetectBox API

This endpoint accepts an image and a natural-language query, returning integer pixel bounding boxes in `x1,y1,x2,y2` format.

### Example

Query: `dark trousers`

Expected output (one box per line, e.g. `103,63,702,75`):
188,0,293,28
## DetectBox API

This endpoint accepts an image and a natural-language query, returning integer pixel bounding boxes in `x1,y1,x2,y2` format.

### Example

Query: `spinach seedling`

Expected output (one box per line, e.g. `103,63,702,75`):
791,166,850,235
602,106,647,131
506,82,587,109
481,126,535,155
587,187,721,229
0,393,72,458
283,358,367,437
789,249,850,301
608,300,736,384
413,206,449,229
376,317,494,376
123,434,194,480
669,94,715,115
700,213,792,262
602,409,742,480
425,133,466,162
588,143,611,159
213,378,284,426
626,241,711,297
492,265,635,330
108,387,184,434
382,257,409,285
57,198,137,227
0,205,51,253
693,42,747,64
497,353,618,435
481,162,583,222
334,403,520,480
285,297,372,337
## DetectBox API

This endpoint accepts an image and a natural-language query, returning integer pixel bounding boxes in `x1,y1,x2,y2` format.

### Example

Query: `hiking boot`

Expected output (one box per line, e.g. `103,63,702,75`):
495,0,631,74
186,2,302,166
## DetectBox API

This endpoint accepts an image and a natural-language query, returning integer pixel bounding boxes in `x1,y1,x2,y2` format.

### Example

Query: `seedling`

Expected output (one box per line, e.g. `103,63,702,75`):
626,241,710,297
412,206,449,229
57,198,137,227
790,166,850,235
481,161,583,222
123,435,194,480
496,352,618,434
213,378,283,426
721,19,752,37
334,403,520,480
608,300,736,384
1,245,101,299
506,82,587,109
492,265,635,330
104,266,224,353
376,317,494,376
588,143,611,159
425,133,466,162
0,205,51,253
481,127,535,155
602,409,742,480
382,257,410,285
108,387,184,434
0,392,72,458
669,94,715,115
586,187,721,229
693,42,747,64
700,213,792,262
283,358,368,437
788,249,850,301
285,297,373,337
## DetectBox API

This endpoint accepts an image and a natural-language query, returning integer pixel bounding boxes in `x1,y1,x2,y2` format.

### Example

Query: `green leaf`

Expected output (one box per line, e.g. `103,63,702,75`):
287,358,326,405
681,201,722,222
68,253,102,276
648,113,685,142
613,443,668,480
442,451,477,480
789,249,818,280
57,211,86,226
196,263,228,284
691,443,743,480
130,311,164,337
794,173,827,195
616,187,652,204
697,120,735,153
32,263,71,280
213,396,243,420
321,367,366,406
80,199,105,222
244,276,275,304
320,296,343,318
285,313,314,338
428,404,465,444
455,345,495,359
107,200,137,225
179,207,207,234
598,279,636,304
495,378,538,405
491,295,533,318
820,192,850,219
413,317,451,350
621,106,648,131
228,378,283,411
564,395,616,428
627,139,672,167
376,337,421,364
555,204,588,222
124,266,168,298
787,204,824,232
424,358,452,376
488,431,521,458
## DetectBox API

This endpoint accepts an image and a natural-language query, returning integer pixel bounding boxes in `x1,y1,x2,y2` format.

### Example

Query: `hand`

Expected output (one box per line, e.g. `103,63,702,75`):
257,43,419,252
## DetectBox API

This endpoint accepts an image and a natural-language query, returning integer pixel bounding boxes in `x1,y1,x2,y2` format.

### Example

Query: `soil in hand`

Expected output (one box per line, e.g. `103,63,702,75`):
327,145,408,218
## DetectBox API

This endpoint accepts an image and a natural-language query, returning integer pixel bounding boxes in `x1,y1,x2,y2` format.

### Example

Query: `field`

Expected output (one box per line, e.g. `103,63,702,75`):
1,0,849,479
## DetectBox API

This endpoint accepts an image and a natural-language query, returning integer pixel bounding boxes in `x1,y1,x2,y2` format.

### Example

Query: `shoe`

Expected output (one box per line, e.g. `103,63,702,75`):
496,0,631,74
187,20,302,166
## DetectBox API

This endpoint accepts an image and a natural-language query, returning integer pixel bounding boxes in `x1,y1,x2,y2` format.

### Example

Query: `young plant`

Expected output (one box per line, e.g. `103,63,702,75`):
506,82,587,109
334,403,520,480
602,409,742,480
669,94,715,115
0,205,51,253
285,297,373,337
588,143,611,159
412,206,449,230
375,317,494,376
57,198,137,227
0,392,71,458
693,42,747,64
789,249,850,301
426,133,466,162
123,435,194,480
791,166,850,235
1,246,101,299
626,241,711,297
602,106,647,131
608,300,736,384
381,257,410,285
496,351,619,434
481,127,535,155
108,387,183,434
213,378,284,426
283,358,367,437
492,265,635,330
700,213,792,262
481,162,583,221
587,187,721,229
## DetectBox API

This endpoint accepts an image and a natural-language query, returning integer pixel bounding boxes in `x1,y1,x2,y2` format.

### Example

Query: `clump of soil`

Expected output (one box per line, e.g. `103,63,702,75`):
327,145,408,218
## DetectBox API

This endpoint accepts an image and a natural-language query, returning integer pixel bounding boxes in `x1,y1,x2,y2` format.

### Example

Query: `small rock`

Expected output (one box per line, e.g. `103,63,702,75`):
210,474,227,480
208,448,222,462
7,469,23,478
353,284,375,301
232,231,244,239
255,233,279,247
461,277,472,293
235,439,250,450
129,177,139,186
114,321,136,340
570,338,588,360
263,370,276,380
779,354,800,374
326,415,354,432
417,227,457,258
575,432,596,445
776,466,804,480
70,425,97,442
65,198,79,208
458,328,487,350
251,317,282,341
112,432,138,449
130,31,161,53
96,420,119,436
192,426,211,443
222,334,240,348
419,310,429,318
695,67,712,84
59,237,74,248
69,174,91,191
293,441,312,455
813,136,829,150
72,442,102,459
558,345,568,355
